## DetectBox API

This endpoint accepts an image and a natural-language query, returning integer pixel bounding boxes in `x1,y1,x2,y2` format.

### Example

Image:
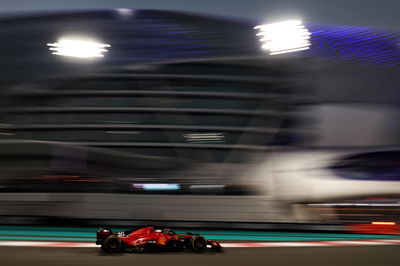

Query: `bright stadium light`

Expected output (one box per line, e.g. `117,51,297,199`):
115,8,134,17
47,38,111,58
254,20,311,55
131,184,180,191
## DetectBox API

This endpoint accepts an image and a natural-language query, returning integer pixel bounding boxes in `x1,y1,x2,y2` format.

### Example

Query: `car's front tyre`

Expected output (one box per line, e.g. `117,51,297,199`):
190,236,207,252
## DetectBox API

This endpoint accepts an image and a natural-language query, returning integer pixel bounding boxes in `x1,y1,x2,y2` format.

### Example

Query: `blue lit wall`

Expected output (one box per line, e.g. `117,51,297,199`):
304,23,400,67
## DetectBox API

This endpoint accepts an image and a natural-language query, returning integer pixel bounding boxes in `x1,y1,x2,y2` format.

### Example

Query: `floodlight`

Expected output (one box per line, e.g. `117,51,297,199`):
47,38,111,58
254,20,311,55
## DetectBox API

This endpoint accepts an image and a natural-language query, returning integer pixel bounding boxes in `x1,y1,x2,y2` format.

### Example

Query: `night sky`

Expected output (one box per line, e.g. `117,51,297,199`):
1,0,400,31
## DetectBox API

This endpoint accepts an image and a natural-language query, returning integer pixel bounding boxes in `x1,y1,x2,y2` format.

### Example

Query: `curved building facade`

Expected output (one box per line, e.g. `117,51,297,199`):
0,9,400,224
0,9,309,194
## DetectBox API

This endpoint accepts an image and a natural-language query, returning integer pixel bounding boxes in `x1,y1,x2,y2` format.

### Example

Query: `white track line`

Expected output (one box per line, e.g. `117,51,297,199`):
222,240,400,247
1,239,400,248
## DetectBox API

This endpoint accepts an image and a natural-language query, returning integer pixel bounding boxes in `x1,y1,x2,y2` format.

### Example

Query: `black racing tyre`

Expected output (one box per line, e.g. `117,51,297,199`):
190,236,207,252
102,235,123,253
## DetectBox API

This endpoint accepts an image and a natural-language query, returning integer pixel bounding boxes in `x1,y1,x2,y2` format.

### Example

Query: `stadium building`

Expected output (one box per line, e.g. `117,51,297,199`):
0,9,400,224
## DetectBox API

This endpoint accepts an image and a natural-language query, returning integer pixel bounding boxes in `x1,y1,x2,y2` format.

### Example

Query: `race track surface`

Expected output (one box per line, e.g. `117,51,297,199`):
1,246,399,266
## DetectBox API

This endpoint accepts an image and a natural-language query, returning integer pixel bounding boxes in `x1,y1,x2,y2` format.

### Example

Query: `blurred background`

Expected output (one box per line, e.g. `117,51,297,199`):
0,0,400,230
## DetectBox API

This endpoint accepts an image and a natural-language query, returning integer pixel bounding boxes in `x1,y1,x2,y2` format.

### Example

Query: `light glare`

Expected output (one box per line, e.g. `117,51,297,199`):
131,184,180,191
47,38,111,58
371,222,396,225
254,20,311,55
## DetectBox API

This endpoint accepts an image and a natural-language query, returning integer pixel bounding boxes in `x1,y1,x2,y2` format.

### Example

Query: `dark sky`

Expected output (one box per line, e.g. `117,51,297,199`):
2,0,400,31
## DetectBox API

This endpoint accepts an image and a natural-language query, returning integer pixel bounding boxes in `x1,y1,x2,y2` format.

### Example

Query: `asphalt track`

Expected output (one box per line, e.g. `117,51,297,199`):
1,245,400,266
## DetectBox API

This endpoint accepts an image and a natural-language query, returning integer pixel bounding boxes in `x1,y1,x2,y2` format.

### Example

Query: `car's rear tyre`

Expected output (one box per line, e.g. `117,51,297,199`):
102,235,122,253
190,236,207,252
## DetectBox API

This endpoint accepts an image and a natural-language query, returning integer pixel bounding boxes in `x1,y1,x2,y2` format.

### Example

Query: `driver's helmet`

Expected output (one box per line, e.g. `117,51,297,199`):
161,229,176,235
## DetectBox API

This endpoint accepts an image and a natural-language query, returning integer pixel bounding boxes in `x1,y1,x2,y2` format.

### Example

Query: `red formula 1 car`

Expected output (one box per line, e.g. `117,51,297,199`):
96,226,222,253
